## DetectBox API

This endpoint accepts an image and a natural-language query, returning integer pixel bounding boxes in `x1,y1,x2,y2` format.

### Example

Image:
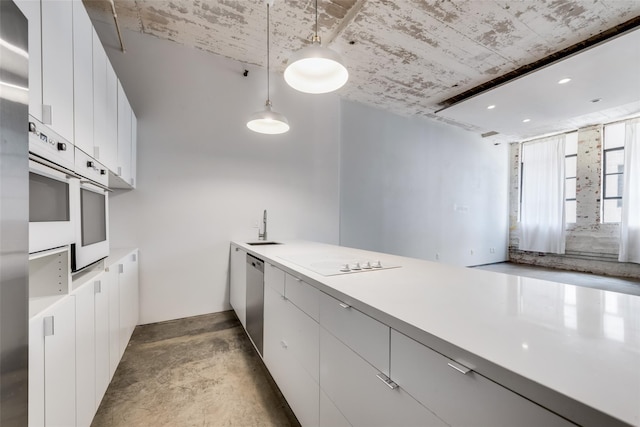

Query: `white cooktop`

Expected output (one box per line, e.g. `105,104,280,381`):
278,252,401,276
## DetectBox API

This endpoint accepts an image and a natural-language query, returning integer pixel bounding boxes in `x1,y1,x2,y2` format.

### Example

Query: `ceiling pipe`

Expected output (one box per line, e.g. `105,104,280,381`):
107,0,126,53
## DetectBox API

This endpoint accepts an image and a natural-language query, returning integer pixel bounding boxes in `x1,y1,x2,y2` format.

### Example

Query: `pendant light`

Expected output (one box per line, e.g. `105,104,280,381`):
284,0,348,94
247,1,290,135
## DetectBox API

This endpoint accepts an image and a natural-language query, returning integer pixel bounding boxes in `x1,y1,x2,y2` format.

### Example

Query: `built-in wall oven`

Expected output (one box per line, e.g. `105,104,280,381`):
71,179,109,272
28,121,77,254
28,158,76,253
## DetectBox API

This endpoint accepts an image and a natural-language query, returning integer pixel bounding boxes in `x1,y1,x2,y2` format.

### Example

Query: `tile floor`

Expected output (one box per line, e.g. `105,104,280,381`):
92,262,639,427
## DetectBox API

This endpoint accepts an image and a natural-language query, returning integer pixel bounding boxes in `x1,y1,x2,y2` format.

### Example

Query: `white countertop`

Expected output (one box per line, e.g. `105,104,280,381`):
234,240,640,427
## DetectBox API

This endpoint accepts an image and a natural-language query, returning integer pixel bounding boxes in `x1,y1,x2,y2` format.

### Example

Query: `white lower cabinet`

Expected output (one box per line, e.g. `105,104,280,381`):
320,390,351,427
105,264,120,378
94,275,111,406
229,245,247,327
319,292,389,375
118,250,139,357
29,296,77,427
264,274,319,427
319,327,446,427
74,281,97,427
390,330,575,427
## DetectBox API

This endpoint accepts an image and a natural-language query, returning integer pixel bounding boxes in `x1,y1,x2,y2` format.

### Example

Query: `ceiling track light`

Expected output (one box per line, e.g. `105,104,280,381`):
284,0,348,94
247,1,290,135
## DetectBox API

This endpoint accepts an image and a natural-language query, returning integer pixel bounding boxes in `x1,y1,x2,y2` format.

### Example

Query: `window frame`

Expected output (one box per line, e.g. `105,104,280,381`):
565,152,577,224
602,145,624,223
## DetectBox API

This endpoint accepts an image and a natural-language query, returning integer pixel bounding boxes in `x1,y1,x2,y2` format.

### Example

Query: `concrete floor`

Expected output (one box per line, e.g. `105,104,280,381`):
474,262,640,296
93,263,639,427
92,311,299,427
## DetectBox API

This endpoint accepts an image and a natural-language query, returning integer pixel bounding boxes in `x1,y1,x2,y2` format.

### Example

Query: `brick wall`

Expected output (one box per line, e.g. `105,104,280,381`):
508,125,640,279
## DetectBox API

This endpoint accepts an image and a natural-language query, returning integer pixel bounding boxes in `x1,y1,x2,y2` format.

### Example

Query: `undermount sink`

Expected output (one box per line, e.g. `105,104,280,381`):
247,241,282,246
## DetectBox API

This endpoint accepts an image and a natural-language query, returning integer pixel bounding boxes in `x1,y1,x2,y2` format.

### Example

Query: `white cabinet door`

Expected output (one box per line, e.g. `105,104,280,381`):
28,311,46,427
92,31,107,163
72,0,94,155
320,328,446,427
117,81,133,185
102,60,119,171
105,264,120,378
94,276,111,406
75,282,96,427
390,331,574,427
29,296,76,427
264,285,320,427
13,0,42,122
118,250,139,357
130,110,137,188
229,246,247,327
41,0,74,143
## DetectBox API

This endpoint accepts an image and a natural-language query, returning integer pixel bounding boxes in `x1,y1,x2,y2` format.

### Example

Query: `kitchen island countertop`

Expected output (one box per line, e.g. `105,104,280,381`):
233,240,640,427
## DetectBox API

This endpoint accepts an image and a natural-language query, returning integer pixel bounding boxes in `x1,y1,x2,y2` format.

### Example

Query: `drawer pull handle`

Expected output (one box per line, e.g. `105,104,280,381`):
376,373,398,390
338,302,351,309
447,361,471,375
280,340,288,349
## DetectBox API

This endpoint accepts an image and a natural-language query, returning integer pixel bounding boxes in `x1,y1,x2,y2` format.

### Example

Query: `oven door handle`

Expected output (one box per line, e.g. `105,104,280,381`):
29,153,81,179
80,180,113,193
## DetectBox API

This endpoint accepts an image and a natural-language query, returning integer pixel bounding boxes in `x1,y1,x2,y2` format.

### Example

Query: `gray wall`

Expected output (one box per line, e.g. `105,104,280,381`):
340,101,509,266
97,25,341,324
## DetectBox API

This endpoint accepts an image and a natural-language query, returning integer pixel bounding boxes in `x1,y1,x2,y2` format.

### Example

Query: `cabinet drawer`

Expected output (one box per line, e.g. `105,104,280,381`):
285,273,320,321
320,328,446,427
320,389,351,427
391,330,575,427
264,262,285,295
264,286,320,427
319,291,389,374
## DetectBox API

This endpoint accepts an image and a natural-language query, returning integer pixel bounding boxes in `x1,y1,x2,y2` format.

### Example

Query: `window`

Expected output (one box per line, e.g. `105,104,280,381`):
565,132,578,224
602,123,625,223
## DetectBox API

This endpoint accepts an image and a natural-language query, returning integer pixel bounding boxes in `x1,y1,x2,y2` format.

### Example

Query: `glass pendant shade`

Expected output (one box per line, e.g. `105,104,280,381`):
284,40,349,94
247,101,290,135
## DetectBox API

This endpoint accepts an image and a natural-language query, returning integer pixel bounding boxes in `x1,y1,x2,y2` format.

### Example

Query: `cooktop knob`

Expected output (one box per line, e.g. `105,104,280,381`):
373,261,382,268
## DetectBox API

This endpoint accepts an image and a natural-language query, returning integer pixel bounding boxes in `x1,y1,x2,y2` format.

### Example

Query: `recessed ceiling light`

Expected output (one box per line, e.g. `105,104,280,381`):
558,78,572,84
487,105,496,110
591,98,602,103
522,118,531,123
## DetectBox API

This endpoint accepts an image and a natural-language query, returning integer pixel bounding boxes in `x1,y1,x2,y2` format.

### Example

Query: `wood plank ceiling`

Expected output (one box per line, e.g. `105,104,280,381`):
83,0,640,140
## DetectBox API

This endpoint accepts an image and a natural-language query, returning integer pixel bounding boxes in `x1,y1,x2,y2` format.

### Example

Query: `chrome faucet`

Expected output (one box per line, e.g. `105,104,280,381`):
258,209,267,241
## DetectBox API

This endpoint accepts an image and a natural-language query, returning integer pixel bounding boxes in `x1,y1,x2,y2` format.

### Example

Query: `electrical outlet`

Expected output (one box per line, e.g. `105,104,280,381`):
435,253,440,260
490,247,495,254
470,249,474,255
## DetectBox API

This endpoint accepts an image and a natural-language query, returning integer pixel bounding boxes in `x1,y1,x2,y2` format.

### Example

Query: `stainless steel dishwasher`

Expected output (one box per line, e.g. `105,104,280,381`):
245,253,264,356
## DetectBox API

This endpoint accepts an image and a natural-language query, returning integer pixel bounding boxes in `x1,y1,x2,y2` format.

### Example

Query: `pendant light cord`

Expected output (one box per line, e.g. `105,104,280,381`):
315,0,318,37
267,3,271,103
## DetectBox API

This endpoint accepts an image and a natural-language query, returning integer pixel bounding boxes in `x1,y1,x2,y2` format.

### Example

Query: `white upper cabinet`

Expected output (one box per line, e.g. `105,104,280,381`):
14,0,42,122
73,0,94,155
103,60,119,171
117,81,133,185
92,31,107,163
41,0,74,143
131,110,137,188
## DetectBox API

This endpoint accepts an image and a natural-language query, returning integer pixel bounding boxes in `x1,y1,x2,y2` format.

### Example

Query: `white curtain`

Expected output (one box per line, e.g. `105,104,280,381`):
619,119,640,263
520,134,566,254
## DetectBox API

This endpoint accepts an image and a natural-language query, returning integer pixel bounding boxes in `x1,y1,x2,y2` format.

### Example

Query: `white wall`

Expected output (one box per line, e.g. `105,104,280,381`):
340,101,509,266
97,26,341,324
